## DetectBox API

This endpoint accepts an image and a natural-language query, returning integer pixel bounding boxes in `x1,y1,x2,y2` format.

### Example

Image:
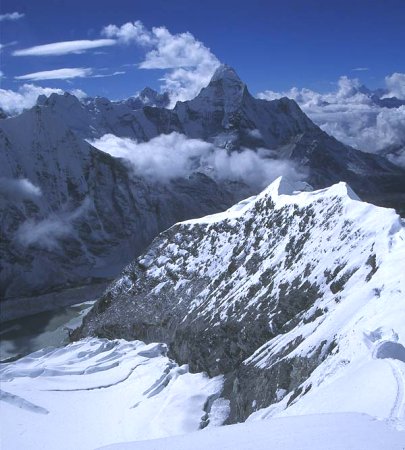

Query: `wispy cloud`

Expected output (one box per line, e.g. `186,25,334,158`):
15,68,93,81
0,12,24,22
16,198,91,251
91,71,126,78
13,39,116,56
0,41,18,52
101,21,220,105
0,178,41,200
0,84,87,115
352,67,369,71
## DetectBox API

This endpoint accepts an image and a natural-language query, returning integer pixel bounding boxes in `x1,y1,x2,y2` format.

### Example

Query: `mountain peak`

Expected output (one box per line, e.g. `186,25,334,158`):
210,64,244,85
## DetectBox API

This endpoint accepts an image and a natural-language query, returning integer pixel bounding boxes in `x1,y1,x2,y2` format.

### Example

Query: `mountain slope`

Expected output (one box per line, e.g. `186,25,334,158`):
0,105,238,309
75,177,405,423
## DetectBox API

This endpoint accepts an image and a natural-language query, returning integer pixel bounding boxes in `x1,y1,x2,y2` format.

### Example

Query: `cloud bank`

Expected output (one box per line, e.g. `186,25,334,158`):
258,74,405,165
13,39,116,56
0,84,87,115
89,132,304,189
102,21,220,106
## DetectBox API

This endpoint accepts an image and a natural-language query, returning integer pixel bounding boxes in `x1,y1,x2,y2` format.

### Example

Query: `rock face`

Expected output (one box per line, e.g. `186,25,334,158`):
74,178,405,422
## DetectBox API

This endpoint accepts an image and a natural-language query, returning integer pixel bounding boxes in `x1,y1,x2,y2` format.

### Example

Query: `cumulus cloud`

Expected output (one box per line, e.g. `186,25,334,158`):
13,39,116,56
0,84,87,115
15,67,92,81
0,178,42,200
385,73,405,100
102,20,153,45
89,132,304,189
101,21,220,106
257,74,405,165
0,12,24,22
16,198,90,250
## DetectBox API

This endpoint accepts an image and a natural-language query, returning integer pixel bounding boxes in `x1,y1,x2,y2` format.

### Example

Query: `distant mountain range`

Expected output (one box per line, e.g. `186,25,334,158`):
1,65,404,315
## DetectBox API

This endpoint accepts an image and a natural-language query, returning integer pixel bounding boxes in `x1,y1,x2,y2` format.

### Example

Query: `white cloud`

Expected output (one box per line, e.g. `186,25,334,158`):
13,39,116,56
0,84,88,115
257,74,405,164
0,12,24,22
385,73,405,100
0,178,42,200
101,21,220,106
69,88,88,100
91,71,126,78
352,67,369,71
15,68,92,81
17,198,90,250
208,148,304,188
102,21,153,45
248,129,263,139
90,132,211,182
0,41,17,52
89,132,304,189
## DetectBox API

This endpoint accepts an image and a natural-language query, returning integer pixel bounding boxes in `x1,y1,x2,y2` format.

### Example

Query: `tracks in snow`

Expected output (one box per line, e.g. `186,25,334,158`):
371,338,405,428
388,359,405,428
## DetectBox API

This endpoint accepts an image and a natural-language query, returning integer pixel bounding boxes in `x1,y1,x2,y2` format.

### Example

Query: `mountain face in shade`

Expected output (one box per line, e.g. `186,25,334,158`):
74,177,405,423
1,65,404,313
0,104,240,309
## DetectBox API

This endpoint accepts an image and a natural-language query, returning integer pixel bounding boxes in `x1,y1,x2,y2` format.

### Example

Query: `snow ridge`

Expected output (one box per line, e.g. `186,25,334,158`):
76,178,405,424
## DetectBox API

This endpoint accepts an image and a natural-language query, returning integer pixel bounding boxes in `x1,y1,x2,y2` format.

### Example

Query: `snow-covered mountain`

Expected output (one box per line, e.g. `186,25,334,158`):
1,64,404,315
3,178,404,449
0,179,405,450
75,177,405,425
31,65,405,205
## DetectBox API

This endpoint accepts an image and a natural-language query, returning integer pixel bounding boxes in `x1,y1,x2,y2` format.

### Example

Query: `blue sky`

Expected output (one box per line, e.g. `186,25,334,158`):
1,0,405,100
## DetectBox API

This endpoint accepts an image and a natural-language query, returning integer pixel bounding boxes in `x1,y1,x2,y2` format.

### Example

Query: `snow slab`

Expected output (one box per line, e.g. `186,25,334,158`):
0,338,226,450
99,413,405,450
